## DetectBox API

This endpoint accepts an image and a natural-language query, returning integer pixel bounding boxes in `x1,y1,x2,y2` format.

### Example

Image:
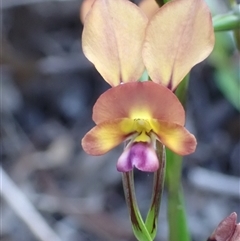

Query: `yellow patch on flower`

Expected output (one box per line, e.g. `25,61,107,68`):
134,119,152,133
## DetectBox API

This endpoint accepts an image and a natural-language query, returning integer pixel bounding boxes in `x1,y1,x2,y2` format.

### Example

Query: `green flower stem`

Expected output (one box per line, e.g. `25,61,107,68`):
165,76,191,241
122,171,152,241
166,149,191,241
145,142,166,240
213,11,240,32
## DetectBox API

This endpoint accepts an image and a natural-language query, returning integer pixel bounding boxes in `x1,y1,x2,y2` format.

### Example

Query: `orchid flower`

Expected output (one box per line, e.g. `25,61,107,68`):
81,0,214,172
82,0,214,90
82,81,196,172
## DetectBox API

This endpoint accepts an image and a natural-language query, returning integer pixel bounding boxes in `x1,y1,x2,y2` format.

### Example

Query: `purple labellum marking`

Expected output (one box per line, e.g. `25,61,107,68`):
117,142,159,172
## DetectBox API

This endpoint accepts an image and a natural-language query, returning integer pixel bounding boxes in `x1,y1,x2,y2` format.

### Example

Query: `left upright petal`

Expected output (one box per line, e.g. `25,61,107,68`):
82,0,148,86
143,0,215,90
82,118,135,155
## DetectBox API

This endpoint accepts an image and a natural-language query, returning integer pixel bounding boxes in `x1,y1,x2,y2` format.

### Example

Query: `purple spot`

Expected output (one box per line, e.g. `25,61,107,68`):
116,142,159,172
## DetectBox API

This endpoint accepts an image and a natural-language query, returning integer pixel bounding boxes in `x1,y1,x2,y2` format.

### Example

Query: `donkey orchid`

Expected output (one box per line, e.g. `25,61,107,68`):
81,0,214,172
82,81,196,172
82,0,214,90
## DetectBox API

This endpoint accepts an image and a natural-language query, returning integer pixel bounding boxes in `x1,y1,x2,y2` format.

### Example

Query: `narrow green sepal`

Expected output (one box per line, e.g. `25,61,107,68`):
122,171,152,241
145,142,166,240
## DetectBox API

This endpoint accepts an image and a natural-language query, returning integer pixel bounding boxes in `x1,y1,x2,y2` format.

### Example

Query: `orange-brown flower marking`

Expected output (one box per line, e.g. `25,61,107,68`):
82,0,215,91
82,82,197,172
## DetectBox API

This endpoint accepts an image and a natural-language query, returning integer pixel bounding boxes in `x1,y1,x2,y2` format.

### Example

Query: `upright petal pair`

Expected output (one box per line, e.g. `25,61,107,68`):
81,0,215,172
82,0,215,90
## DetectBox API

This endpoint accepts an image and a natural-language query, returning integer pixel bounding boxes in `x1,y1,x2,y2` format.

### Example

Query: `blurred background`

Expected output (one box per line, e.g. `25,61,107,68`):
1,0,240,241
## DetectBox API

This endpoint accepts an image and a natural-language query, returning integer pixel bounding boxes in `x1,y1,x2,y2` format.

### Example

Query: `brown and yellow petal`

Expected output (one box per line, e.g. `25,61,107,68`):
143,0,215,90
82,0,148,86
82,118,135,155
93,81,185,126
150,119,197,155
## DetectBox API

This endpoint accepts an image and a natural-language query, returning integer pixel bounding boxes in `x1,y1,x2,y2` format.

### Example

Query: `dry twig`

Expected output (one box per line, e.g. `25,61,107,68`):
0,166,63,241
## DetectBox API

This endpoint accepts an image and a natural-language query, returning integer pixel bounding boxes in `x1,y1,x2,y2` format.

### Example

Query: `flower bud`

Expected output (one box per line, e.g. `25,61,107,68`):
208,212,240,241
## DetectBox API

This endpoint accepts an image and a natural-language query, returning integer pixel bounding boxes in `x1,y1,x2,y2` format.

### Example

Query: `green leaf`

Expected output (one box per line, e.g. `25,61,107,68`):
209,31,240,111
213,11,240,32
215,68,240,111
234,29,240,50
